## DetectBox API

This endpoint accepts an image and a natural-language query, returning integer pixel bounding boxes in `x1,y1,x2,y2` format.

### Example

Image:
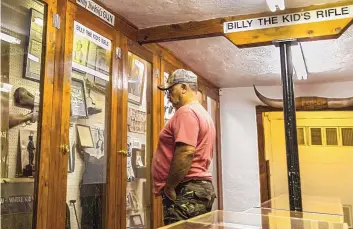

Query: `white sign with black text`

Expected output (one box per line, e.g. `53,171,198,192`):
74,21,111,50
76,0,115,26
224,5,353,33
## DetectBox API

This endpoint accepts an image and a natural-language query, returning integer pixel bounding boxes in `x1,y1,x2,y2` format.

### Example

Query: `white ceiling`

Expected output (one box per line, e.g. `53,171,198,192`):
99,0,353,87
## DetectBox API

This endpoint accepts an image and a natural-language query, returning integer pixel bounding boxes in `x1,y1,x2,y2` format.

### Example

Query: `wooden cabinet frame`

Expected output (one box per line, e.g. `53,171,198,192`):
30,1,223,229
34,0,58,228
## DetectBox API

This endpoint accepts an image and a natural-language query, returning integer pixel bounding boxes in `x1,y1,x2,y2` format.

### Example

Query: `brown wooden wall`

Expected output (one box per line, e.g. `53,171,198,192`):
13,0,224,229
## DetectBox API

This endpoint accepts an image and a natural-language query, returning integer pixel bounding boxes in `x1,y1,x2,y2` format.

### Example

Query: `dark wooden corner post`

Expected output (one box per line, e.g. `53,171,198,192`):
275,40,303,212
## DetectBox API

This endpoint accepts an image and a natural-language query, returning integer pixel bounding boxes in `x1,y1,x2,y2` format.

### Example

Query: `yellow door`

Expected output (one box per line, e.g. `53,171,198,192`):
264,111,353,223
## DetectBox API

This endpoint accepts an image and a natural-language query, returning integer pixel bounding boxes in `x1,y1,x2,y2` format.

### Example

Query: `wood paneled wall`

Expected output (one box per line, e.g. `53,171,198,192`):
31,1,221,229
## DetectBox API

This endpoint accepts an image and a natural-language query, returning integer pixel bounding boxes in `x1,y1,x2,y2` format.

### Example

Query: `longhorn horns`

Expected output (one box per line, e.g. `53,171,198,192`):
253,85,353,110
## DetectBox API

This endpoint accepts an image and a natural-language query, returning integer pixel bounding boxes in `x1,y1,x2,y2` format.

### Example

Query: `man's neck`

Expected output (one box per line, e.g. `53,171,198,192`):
176,96,198,110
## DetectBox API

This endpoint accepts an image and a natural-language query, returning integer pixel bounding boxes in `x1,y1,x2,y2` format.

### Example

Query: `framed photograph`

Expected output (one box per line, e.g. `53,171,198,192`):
164,72,175,122
95,46,111,75
23,8,45,82
70,77,88,118
86,41,98,70
128,107,146,134
91,127,105,157
128,54,145,105
72,33,89,66
130,214,143,226
76,124,94,148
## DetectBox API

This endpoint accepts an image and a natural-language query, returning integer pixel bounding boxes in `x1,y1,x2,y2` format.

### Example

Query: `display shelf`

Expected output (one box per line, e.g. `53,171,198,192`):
1,177,35,183
72,62,109,81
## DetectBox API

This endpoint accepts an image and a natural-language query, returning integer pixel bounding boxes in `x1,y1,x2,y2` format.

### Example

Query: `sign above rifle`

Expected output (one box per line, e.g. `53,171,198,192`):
223,1,353,46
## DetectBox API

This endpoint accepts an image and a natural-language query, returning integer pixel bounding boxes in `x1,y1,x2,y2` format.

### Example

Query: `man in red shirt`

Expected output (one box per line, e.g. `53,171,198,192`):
152,69,216,225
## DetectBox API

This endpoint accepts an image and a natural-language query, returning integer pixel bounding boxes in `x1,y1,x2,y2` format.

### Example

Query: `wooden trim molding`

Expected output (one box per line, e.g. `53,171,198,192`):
137,0,353,44
137,18,224,44
34,0,57,228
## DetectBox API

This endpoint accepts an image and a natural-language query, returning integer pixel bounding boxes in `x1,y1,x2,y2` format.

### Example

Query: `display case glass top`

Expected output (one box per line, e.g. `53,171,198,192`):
159,210,348,229
258,194,344,216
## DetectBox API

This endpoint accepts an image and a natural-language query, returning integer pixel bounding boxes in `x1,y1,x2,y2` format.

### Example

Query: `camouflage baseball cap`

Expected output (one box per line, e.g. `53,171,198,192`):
158,69,198,90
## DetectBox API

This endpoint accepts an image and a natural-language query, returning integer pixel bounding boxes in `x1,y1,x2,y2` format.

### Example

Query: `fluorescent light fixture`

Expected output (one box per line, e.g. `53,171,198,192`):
0,83,13,93
34,18,44,27
291,42,308,80
0,32,21,44
265,0,285,12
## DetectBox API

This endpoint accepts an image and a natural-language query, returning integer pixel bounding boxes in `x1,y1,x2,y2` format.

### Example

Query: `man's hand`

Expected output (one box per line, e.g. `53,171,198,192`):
164,185,177,201
164,143,195,201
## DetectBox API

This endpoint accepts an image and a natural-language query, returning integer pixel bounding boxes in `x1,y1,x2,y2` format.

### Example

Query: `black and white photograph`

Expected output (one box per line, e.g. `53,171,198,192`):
130,214,143,226
91,127,105,158
71,77,88,118
76,124,94,148
128,53,145,105
23,8,44,82
164,72,175,123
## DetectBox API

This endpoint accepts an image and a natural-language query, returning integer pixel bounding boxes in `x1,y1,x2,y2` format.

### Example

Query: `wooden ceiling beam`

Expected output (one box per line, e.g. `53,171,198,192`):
137,18,225,44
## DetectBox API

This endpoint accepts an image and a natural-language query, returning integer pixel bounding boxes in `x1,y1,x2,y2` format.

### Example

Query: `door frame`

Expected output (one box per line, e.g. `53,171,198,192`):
256,105,353,204
118,39,155,229
47,2,123,228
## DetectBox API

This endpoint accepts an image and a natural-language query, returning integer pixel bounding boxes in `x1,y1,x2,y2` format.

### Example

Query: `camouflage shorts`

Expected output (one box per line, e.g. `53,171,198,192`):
162,180,216,225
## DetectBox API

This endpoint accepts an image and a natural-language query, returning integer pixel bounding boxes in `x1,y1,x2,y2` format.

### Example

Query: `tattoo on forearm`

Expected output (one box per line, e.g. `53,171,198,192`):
166,145,195,188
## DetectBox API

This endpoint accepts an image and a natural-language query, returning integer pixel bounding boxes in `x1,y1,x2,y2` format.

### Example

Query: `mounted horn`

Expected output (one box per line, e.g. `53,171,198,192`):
253,85,353,110
253,85,283,109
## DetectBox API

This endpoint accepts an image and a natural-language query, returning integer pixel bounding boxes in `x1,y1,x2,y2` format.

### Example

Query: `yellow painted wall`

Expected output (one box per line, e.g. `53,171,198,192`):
264,111,353,218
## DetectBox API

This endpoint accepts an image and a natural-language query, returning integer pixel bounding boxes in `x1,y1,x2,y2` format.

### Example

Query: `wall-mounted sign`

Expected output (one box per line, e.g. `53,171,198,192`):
223,1,353,46
74,21,111,50
72,21,112,80
224,5,353,33
76,0,115,26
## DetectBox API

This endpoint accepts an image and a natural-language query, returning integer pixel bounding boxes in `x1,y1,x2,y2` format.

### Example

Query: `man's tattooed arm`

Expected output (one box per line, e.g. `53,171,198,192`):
165,142,195,189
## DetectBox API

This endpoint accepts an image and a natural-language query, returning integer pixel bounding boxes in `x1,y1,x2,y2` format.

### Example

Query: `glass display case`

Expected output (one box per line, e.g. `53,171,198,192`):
65,19,113,229
158,211,349,229
126,51,152,229
244,208,344,223
1,0,47,228
257,194,344,216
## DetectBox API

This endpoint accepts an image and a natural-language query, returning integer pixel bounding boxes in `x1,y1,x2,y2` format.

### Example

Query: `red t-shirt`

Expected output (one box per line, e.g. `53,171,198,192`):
152,102,216,195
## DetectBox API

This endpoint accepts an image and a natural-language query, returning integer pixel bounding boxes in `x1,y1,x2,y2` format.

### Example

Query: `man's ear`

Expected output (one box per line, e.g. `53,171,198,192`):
181,84,187,93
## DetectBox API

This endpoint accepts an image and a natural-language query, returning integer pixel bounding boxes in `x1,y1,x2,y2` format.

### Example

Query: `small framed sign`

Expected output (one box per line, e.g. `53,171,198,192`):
76,124,94,148
70,77,88,118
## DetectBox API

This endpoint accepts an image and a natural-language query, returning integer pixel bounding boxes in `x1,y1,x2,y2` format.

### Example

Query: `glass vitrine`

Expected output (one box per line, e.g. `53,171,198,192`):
1,0,47,228
126,51,152,229
65,18,113,229
159,211,348,229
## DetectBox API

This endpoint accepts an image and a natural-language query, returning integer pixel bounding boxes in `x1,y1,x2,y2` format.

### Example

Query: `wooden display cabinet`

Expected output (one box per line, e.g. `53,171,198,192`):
0,1,222,229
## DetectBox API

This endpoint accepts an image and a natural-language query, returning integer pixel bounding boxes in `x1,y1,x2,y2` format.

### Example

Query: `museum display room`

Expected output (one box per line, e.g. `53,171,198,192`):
0,0,222,229
2,0,353,229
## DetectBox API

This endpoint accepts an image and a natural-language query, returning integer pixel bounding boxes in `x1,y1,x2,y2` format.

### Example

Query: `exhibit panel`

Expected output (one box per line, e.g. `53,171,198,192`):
1,0,48,228
125,50,153,229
